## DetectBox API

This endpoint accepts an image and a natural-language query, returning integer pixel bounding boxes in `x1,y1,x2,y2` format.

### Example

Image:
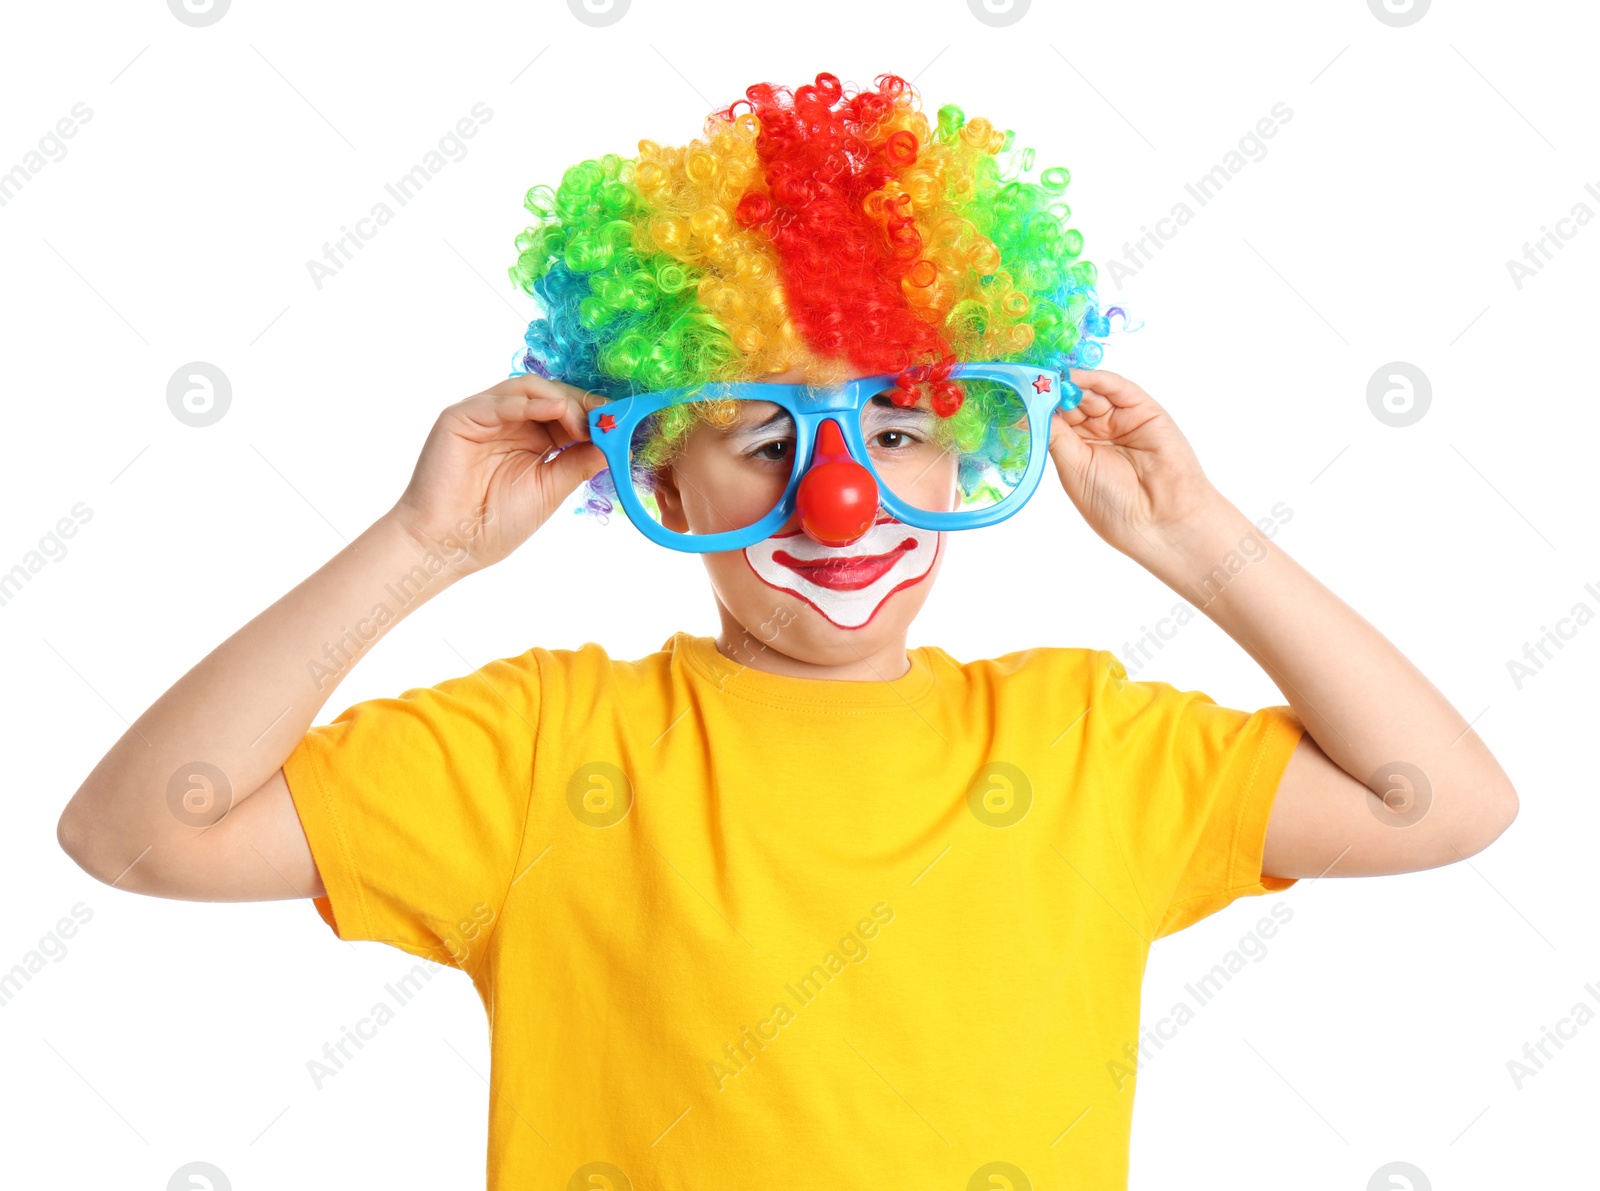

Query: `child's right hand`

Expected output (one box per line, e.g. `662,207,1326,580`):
386,374,612,574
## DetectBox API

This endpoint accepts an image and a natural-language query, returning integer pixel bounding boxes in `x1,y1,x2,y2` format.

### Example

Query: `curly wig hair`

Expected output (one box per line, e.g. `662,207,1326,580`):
508,70,1127,522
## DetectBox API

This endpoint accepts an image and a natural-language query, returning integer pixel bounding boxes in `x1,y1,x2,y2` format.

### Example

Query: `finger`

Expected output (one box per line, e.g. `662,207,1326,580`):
485,372,612,415
1073,391,1115,419
522,395,597,445
504,414,576,454
1047,407,1095,479
543,440,610,497
459,391,595,444
535,418,579,450
1068,368,1149,408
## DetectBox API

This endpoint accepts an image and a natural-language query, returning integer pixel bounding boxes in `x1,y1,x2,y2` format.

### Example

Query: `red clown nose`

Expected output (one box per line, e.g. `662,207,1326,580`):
795,418,879,546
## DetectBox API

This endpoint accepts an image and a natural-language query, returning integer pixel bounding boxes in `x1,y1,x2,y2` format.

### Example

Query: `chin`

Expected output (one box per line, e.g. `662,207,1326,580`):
739,517,942,631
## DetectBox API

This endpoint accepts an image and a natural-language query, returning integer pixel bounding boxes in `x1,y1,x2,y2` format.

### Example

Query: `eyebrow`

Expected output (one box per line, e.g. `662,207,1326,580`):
863,395,936,420
719,406,796,440
719,391,926,437
747,408,794,431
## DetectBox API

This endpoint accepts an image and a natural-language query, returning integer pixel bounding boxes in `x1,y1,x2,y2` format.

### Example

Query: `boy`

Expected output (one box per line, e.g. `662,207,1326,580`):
57,72,1517,1189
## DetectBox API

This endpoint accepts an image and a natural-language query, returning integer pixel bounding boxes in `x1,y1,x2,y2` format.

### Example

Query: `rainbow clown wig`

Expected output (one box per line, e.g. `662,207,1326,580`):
507,70,1132,523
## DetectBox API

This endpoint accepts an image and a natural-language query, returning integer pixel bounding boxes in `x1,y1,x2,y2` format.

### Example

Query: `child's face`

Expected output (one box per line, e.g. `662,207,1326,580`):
649,366,953,656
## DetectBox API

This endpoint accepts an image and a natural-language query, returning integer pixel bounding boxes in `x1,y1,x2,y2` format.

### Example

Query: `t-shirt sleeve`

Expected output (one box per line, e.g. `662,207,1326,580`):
1085,649,1306,939
281,650,542,971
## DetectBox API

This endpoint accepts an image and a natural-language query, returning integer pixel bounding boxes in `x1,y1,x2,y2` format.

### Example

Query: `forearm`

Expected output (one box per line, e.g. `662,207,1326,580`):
60,511,465,876
1141,491,1516,843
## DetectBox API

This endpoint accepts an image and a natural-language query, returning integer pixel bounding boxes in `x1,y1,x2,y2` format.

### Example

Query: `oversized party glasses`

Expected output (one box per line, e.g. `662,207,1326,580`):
584,361,1082,554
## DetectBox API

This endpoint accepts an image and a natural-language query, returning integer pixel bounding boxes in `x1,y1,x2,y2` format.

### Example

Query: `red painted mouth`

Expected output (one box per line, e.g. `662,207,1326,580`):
772,538,918,591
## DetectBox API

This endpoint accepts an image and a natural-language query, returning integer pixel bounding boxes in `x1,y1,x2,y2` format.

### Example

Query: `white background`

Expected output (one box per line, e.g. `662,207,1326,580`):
2,1,1594,1187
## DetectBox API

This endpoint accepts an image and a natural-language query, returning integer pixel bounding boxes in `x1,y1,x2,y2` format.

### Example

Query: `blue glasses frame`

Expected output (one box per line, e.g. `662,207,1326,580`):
584,361,1082,554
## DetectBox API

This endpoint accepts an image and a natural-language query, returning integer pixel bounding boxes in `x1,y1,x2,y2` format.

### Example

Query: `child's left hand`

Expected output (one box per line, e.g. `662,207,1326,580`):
1046,368,1229,564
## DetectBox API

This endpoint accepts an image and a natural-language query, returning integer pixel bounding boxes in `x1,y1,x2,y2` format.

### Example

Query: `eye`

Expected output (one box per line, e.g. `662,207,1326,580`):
747,438,792,463
863,396,934,452
871,429,923,451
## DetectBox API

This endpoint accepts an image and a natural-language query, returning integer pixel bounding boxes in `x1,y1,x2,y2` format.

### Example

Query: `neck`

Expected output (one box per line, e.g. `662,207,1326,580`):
712,608,912,682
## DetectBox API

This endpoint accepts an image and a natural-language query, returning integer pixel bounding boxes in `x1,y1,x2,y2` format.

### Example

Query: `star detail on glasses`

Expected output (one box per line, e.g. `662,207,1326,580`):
597,412,617,433
1032,374,1052,395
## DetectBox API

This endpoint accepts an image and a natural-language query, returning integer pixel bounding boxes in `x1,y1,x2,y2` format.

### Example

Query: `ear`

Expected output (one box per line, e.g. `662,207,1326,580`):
651,466,689,534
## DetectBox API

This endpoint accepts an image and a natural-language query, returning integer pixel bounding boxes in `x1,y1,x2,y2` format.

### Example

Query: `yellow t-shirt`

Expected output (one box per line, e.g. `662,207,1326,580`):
284,631,1304,1190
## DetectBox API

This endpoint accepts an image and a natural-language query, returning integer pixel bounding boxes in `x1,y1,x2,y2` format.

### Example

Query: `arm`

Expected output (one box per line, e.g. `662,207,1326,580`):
1049,369,1518,880
57,375,609,901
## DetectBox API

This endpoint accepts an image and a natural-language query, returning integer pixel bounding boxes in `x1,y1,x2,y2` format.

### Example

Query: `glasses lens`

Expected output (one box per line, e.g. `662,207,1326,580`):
859,378,1033,516
624,397,799,538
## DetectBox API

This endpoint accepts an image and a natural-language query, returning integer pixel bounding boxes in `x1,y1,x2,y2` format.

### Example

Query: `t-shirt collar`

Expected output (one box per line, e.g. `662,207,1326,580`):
667,632,938,708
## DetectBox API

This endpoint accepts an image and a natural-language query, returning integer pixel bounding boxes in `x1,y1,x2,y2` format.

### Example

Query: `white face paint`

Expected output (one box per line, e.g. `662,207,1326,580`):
742,516,942,629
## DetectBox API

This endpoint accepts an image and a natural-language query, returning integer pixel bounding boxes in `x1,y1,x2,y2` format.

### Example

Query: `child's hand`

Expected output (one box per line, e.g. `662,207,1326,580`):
1046,368,1228,565
386,374,610,573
